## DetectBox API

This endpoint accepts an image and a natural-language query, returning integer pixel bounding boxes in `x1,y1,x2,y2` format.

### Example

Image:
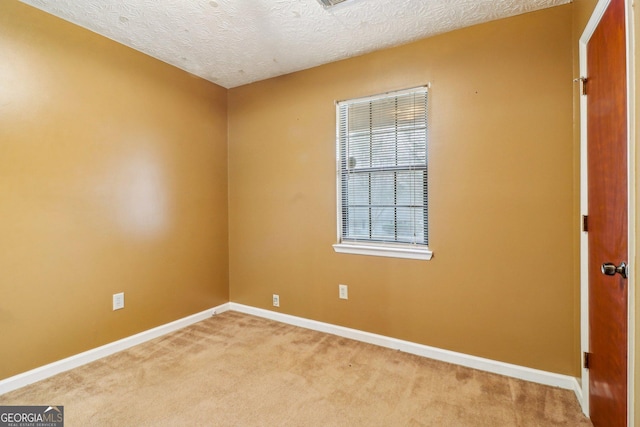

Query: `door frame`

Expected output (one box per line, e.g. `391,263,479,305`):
578,0,636,423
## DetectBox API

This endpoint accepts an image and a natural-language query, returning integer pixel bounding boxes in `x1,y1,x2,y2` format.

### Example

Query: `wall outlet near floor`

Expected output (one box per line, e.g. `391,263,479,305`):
272,294,280,307
113,292,125,311
339,284,348,300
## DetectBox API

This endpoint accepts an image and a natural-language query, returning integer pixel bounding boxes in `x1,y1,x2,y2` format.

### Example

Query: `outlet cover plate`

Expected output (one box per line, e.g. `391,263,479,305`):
113,292,125,310
339,284,348,300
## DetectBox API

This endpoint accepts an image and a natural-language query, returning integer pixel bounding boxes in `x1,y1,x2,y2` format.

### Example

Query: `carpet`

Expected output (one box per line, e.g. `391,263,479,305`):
0,311,592,426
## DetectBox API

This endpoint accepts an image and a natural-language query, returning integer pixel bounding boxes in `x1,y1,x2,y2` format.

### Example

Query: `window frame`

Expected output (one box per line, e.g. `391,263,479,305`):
333,86,433,261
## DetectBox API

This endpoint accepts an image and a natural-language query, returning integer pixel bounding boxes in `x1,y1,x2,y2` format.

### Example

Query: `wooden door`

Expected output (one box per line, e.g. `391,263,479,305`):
586,0,628,425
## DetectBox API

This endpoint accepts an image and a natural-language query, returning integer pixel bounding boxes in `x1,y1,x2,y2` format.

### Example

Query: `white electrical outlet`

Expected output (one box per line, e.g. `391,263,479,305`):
113,292,125,311
272,294,280,307
339,284,348,300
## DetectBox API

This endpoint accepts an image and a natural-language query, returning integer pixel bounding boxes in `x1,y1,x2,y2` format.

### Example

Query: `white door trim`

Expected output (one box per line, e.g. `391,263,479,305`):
578,0,636,424
625,0,636,424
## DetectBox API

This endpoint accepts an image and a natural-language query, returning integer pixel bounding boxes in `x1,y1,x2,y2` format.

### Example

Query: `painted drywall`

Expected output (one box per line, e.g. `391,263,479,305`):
0,1,228,380
228,5,576,375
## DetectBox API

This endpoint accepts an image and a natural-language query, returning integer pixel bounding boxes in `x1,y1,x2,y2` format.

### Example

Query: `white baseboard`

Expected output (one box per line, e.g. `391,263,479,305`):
229,303,582,399
0,304,231,396
0,301,581,406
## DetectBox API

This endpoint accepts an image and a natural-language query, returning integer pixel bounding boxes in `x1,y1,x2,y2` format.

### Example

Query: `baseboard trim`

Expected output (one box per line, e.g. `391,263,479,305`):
0,302,581,404
229,303,581,398
0,304,231,396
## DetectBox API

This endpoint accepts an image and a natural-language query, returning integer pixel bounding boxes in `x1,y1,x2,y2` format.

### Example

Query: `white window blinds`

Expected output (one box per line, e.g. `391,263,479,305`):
337,87,428,246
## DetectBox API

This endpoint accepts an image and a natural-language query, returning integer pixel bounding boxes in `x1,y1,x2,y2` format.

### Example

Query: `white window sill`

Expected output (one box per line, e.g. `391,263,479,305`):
332,242,433,261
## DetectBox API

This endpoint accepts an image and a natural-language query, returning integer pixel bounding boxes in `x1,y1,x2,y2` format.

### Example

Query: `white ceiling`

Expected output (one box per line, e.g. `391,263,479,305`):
20,0,571,88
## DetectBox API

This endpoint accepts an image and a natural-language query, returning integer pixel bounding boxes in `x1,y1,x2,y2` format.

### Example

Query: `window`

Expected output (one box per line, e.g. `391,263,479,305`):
333,87,432,260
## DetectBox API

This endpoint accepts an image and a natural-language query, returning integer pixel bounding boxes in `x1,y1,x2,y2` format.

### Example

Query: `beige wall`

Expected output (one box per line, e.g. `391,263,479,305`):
229,5,577,375
0,2,229,380
1,0,587,384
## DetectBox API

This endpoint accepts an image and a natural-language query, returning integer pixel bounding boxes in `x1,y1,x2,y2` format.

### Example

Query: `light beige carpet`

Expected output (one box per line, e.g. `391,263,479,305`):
0,311,592,426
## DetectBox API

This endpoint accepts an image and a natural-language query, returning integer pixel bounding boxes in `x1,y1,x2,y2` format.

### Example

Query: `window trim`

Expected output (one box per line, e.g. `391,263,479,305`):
333,86,433,261
332,242,433,260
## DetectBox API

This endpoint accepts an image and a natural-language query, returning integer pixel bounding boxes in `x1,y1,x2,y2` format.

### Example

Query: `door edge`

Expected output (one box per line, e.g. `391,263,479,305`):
578,0,636,425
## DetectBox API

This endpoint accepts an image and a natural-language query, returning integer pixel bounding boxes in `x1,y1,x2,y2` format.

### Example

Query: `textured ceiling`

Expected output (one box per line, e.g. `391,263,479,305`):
20,0,571,88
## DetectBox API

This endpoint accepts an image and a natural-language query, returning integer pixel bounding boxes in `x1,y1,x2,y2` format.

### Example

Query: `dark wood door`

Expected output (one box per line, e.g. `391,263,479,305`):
587,0,628,425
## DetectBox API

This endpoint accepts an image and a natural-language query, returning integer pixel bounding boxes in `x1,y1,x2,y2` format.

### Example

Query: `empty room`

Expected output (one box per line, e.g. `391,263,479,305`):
0,0,638,425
